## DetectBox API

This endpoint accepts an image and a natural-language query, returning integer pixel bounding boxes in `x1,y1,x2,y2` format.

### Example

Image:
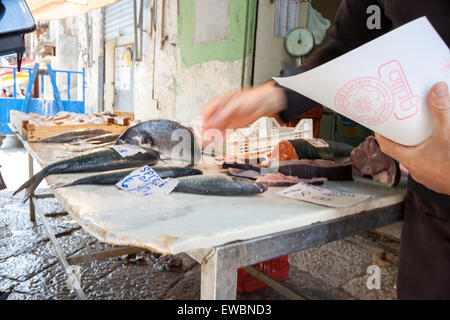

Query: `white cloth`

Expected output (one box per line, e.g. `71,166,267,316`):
307,3,331,45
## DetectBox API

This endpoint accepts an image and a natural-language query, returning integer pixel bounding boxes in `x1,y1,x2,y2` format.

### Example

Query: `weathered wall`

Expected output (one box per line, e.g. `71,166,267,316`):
174,0,257,124
38,0,258,123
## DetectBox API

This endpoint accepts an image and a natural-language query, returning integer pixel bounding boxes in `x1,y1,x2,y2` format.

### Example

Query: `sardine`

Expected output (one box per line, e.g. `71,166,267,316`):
173,175,267,196
40,129,112,143
13,147,160,200
59,166,203,187
116,119,201,164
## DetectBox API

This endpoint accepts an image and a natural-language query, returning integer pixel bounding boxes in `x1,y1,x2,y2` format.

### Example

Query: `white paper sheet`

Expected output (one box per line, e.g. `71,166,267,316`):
274,17,450,146
277,183,373,208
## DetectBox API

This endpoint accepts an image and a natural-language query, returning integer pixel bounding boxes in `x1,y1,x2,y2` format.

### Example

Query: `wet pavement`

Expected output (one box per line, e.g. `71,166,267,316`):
1,143,401,300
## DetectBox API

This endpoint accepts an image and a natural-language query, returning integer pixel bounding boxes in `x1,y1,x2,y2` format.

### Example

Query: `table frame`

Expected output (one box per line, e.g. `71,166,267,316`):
13,127,404,300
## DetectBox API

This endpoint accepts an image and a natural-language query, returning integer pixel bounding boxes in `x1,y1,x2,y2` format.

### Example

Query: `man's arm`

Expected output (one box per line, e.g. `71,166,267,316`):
279,0,393,123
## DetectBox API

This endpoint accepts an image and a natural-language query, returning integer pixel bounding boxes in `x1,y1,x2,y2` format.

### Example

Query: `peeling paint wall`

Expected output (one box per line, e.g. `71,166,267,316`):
174,0,257,124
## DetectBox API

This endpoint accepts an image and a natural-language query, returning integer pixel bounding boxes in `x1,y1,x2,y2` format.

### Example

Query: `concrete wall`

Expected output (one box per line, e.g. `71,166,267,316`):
253,0,295,86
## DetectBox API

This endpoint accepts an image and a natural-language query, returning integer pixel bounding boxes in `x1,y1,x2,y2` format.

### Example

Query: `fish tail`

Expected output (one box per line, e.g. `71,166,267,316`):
13,169,47,201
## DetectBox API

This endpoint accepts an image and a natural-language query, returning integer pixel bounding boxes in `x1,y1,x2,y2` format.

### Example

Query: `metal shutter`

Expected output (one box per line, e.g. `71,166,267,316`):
104,0,134,41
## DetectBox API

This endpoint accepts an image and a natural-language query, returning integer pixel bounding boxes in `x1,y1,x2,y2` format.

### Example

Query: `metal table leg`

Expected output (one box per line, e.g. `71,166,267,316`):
32,197,87,300
200,247,239,300
28,153,35,222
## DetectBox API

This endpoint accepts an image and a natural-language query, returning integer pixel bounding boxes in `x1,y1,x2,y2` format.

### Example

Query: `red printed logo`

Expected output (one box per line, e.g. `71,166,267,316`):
334,77,394,126
335,60,420,124
378,60,419,120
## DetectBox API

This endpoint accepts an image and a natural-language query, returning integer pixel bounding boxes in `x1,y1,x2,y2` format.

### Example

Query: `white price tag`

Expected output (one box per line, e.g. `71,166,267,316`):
115,166,179,196
306,138,329,148
109,145,147,157
277,183,372,208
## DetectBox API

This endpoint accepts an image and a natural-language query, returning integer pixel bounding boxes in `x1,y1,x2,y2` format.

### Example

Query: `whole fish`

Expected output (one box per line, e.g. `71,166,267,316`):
173,175,267,196
73,133,121,145
13,147,160,201
59,167,203,187
116,119,201,164
40,129,112,143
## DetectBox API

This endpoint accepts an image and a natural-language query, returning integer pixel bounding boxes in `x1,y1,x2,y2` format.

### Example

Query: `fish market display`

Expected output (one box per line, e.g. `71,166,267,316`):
173,175,267,196
350,136,400,187
59,167,203,187
14,147,160,200
269,138,354,161
116,119,201,164
40,129,112,143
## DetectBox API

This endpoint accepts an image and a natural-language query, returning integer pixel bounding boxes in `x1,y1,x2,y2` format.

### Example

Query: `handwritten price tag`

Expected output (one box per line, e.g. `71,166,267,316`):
115,166,179,196
277,183,372,208
109,145,147,158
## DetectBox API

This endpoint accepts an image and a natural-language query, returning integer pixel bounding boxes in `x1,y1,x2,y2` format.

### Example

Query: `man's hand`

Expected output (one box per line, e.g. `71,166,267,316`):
375,81,450,195
199,82,287,132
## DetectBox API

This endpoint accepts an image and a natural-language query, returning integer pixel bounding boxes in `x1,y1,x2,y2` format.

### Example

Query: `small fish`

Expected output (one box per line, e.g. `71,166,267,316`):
40,129,112,143
59,166,203,187
116,119,201,164
13,147,160,201
173,175,267,196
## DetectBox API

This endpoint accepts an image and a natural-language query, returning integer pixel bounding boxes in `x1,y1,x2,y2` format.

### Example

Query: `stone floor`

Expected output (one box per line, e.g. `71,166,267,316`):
0,138,403,300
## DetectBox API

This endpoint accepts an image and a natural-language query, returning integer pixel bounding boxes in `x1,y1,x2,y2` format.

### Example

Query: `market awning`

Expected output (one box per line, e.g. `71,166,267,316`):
27,0,122,21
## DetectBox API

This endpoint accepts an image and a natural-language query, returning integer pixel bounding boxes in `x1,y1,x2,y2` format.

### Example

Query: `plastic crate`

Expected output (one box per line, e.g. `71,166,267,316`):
237,255,290,293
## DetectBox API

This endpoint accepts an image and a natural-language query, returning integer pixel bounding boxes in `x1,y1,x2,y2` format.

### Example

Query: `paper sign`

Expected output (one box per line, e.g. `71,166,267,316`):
277,183,372,208
116,166,179,196
109,145,147,157
274,17,450,146
306,138,329,148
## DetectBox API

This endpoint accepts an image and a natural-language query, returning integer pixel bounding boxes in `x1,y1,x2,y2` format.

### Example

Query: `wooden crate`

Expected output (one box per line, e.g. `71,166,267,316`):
113,111,135,121
10,110,130,142
23,122,129,142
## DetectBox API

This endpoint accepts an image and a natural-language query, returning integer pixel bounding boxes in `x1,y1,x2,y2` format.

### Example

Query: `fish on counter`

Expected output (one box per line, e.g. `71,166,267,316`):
269,138,354,162
173,175,267,196
116,119,201,164
40,129,112,144
13,147,160,201
350,136,400,187
223,159,353,182
73,133,121,145
58,166,203,188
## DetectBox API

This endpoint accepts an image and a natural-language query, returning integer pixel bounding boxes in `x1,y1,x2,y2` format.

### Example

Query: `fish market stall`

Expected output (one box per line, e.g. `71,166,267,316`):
9,123,406,300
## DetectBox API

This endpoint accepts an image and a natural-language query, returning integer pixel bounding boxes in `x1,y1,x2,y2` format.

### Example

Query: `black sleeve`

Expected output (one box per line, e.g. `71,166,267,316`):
279,0,393,123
